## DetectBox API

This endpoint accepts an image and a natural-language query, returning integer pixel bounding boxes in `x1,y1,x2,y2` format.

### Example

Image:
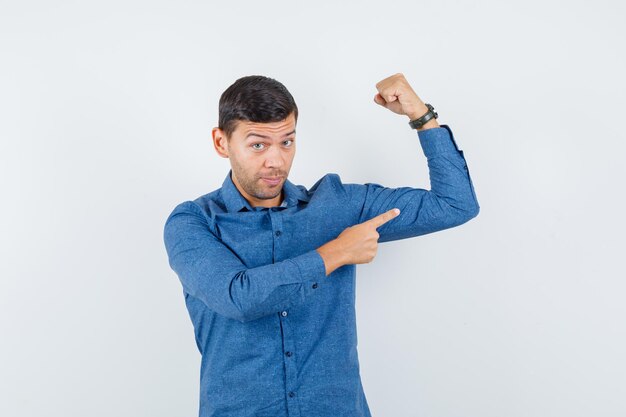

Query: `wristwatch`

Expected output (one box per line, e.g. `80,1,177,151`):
408,103,438,130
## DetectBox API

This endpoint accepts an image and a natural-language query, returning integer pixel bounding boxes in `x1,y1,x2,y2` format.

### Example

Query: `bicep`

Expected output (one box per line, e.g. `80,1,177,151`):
344,182,457,242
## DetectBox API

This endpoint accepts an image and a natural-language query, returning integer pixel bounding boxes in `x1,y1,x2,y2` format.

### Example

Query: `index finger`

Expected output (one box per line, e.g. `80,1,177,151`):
368,208,401,229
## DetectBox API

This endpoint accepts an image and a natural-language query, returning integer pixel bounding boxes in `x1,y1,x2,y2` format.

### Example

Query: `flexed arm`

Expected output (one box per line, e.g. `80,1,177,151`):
346,73,480,242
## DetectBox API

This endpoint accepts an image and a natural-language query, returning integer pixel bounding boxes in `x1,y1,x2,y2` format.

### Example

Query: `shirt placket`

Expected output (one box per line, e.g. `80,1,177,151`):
269,207,302,417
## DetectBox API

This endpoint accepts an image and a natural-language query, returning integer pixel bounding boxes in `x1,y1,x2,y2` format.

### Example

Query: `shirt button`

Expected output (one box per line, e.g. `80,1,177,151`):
288,392,296,398
285,351,292,357
312,283,318,289
281,311,288,317
275,230,282,236
463,164,468,170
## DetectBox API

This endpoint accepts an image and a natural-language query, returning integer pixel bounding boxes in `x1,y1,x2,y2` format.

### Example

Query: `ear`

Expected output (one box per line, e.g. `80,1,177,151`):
212,127,229,158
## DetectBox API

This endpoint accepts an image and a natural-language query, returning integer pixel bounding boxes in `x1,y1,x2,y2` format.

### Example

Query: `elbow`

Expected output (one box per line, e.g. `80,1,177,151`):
458,191,480,223
446,201,479,228
468,202,480,219
229,271,259,323
459,203,480,224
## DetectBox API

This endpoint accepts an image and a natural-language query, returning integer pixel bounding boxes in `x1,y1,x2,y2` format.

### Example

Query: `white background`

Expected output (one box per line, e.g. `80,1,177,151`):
1,1,625,416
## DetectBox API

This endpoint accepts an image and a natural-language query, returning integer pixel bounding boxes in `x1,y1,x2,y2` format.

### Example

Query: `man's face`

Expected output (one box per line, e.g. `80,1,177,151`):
212,112,297,208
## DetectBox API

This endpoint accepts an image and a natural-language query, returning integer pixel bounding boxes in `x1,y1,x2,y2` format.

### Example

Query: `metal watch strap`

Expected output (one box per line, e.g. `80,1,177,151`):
408,103,438,129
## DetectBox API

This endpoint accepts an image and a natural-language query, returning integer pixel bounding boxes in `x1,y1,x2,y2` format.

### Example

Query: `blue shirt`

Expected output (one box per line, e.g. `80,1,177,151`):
163,124,480,417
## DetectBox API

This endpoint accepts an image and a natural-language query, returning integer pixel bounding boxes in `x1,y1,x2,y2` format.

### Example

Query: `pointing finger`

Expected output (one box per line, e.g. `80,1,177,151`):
368,208,401,228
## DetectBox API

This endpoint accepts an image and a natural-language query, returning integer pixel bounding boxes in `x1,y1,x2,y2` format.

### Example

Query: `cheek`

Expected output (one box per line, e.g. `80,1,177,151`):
233,148,255,162
236,152,263,172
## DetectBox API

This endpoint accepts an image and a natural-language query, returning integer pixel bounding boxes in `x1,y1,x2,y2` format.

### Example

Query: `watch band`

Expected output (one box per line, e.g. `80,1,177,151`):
408,103,438,129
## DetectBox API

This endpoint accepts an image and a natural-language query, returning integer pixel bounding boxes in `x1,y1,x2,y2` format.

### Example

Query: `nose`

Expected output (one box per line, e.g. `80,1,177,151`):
263,145,285,169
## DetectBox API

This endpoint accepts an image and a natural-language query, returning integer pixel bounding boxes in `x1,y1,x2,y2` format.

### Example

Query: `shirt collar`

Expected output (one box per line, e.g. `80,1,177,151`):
220,169,311,213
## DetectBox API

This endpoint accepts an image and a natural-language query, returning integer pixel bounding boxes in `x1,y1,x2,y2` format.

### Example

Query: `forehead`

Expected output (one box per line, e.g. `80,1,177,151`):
235,113,296,139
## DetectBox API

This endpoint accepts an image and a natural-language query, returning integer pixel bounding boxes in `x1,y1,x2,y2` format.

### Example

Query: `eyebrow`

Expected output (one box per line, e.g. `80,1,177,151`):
244,129,296,140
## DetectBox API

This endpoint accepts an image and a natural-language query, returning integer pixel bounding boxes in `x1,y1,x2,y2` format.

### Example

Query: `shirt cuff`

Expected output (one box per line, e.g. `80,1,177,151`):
417,124,461,158
291,249,327,282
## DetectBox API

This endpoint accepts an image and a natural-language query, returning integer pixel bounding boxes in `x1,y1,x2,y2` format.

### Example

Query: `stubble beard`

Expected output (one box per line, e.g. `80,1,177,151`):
231,160,283,201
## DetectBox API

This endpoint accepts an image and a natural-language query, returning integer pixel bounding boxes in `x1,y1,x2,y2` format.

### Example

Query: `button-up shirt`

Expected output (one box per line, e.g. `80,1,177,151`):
163,124,480,417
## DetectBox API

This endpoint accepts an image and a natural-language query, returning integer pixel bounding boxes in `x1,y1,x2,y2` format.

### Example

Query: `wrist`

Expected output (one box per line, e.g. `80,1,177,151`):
316,240,347,276
416,118,440,131
406,103,430,120
408,102,440,131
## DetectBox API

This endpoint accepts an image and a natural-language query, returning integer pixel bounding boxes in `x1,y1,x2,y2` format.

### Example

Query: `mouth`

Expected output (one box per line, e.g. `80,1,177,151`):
261,176,283,186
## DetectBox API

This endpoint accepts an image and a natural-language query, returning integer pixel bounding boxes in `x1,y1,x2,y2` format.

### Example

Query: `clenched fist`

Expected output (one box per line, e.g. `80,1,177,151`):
373,73,439,128
316,208,401,275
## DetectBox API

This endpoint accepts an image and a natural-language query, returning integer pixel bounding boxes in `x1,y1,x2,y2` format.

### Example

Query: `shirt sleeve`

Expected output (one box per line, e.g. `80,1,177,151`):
343,124,480,243
163,201,327,323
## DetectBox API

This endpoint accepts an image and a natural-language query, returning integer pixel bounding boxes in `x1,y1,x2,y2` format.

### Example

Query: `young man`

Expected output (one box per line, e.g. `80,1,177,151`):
163,73,480,417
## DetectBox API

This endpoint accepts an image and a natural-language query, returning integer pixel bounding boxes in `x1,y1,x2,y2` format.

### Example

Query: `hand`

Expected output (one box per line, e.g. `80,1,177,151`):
334,208,401,265
373,73,430,120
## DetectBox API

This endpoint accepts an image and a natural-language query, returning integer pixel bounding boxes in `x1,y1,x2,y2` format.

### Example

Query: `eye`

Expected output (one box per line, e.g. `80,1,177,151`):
251,143,265,150
283,139,294,146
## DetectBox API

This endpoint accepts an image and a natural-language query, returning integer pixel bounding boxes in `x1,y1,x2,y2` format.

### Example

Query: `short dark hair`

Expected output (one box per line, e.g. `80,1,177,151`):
218,75,299,140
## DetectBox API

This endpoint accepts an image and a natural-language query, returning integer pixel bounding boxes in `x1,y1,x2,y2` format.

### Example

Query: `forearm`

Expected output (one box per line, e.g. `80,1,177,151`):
418,126,479,216
164,201,328,323
232,249,327,320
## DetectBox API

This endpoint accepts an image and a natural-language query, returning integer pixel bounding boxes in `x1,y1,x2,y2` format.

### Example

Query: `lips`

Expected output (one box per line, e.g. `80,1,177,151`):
261,176,283,185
